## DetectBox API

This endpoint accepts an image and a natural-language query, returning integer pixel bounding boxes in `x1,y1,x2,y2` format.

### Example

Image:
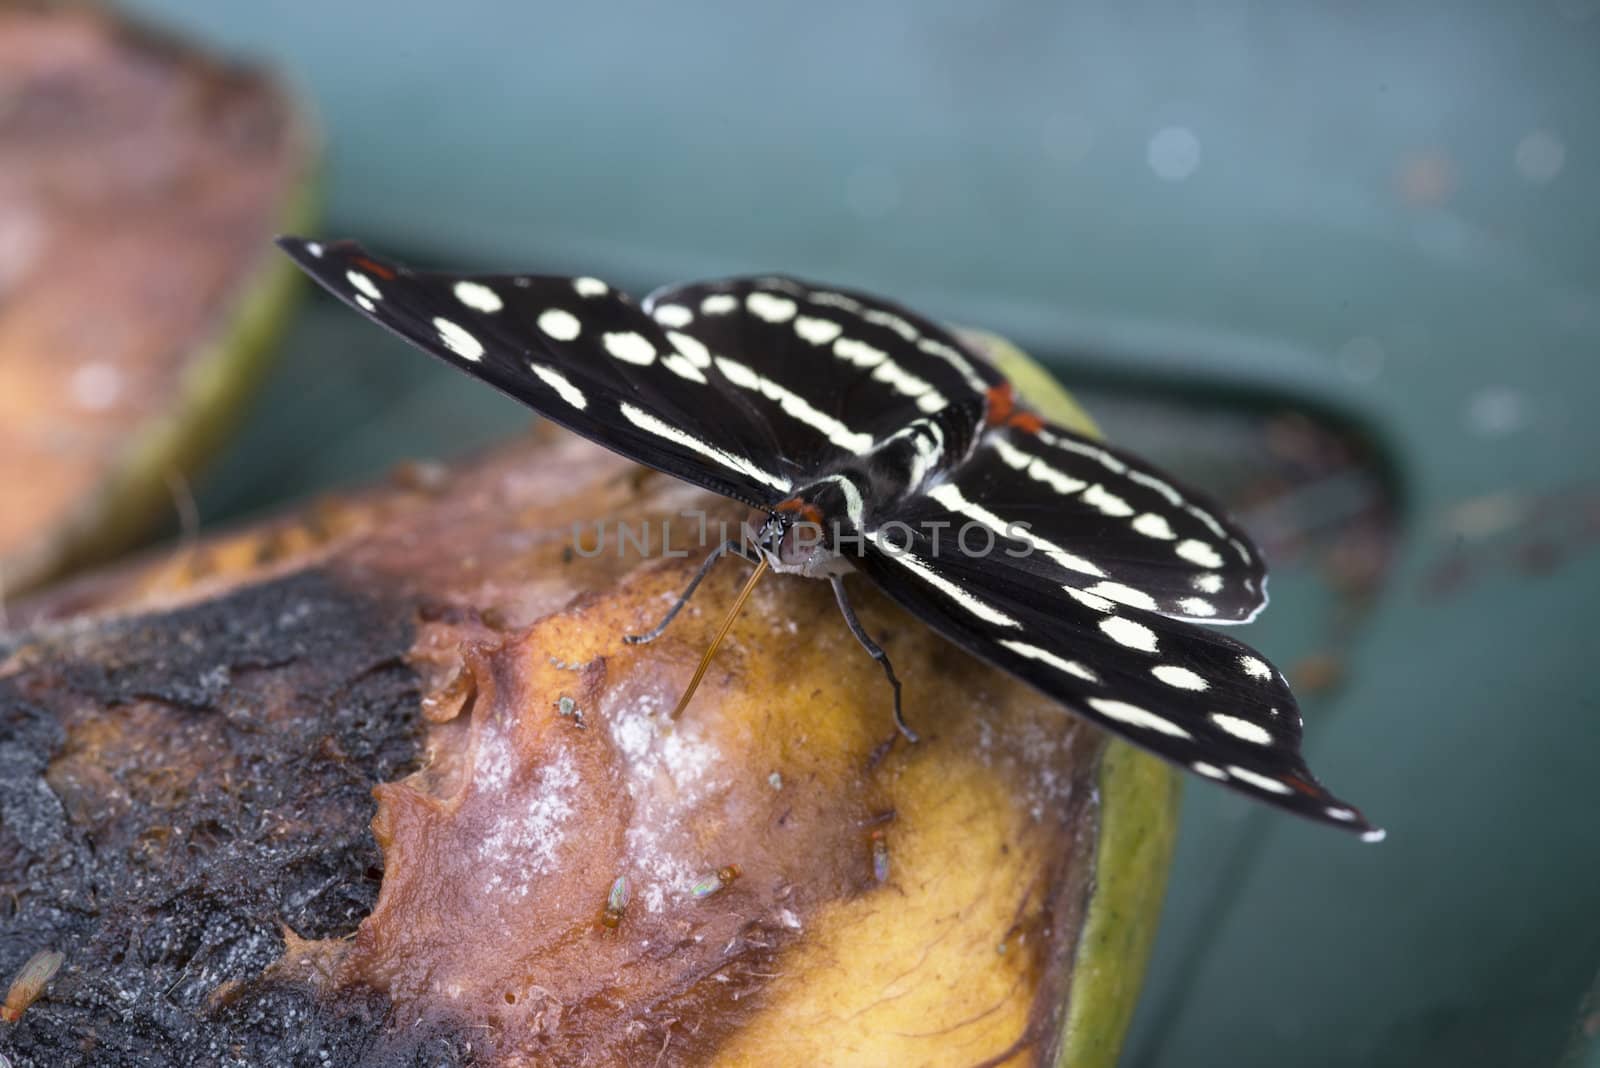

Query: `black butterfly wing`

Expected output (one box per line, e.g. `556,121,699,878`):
641,275,1004,474
879,421,1270,624
853,522,1380,836
277,238,801,507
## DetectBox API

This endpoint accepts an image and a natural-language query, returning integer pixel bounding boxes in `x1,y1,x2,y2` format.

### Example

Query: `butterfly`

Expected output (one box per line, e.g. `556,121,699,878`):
277,237,1382,840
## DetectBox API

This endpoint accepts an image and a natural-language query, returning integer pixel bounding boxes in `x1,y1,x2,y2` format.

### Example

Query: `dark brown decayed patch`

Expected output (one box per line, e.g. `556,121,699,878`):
0,570,442,1065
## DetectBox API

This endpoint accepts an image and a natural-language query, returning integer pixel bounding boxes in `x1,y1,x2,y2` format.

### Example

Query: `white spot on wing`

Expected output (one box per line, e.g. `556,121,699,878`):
1239,656,1272,680
715,356,873,453
1212,714,1272,745
870,359,942,411
1192,573,1224,594
654,304,694,328
433,317,485,361
1087,698,1190,738
1085,582,1157,611
810,290,863,313
1132,513,1176,540
1178,597,1217,617
714,357,759,388
354,294,376,313
862,308,917,341
1068,588,1120,613
1191,761,1228,780
871,536,1020,628
830,336,945,412
346,270,382,301
1099,616,1158,652
1173,506,1228,546
1152,665,1208,691
619,402,790,491
1176,539,1224,569
1326,807,1357,821
990,437,1090,499
794,315,843,345
529,364,587,409
746,292,797,323
1000,640,1099,683
661,354,708,383
538,308,581,341
1127,469,1183,507
834,337,886,367
700,293,737,315
1037,429,1127,475
1064,587,1115,612
756,276,804,295
817,474,866,528
1083,483,1134,517
915,336,989,394
604,331,656,366
1227,765,1292,794
667,331,711,368
928,483,1107,579
453,280,503,313
573,277,608,297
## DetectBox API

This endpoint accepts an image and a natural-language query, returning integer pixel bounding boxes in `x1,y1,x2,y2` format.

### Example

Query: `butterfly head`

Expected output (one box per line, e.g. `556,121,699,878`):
760,489,855,580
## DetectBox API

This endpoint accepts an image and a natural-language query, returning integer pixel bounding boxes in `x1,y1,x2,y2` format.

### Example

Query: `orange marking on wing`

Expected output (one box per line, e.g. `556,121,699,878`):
984,383,1016,427
1008,411,1044,434
351,256,396,281
774,497,824,526
1284,776,1323,797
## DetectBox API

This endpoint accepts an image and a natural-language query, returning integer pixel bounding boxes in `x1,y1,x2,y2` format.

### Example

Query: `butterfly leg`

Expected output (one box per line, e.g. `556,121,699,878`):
625,539,755,645
829,576,919,744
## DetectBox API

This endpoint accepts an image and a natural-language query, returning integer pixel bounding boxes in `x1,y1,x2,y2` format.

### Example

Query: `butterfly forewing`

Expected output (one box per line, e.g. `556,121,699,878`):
853,527,1376,834
276,239,798,507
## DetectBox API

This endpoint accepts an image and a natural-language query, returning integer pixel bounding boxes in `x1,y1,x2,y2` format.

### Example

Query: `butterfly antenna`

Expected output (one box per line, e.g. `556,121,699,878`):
669,555,770,720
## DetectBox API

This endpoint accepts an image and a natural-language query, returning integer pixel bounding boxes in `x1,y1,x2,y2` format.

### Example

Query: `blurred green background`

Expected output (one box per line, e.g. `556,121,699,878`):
117,2,1600,1064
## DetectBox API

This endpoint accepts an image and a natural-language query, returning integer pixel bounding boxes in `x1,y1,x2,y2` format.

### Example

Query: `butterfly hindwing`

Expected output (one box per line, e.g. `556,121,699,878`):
853,525,1377,835
880,421,1270,623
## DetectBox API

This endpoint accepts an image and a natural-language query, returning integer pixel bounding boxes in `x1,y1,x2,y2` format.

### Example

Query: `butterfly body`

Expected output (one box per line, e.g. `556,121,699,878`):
277,237,1382,840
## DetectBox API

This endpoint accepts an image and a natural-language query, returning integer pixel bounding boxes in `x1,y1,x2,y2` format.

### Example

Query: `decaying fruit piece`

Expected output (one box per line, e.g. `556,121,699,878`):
0,2,318,596
0,337,1175,1066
